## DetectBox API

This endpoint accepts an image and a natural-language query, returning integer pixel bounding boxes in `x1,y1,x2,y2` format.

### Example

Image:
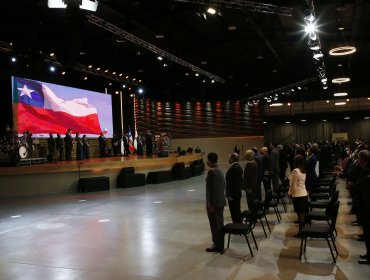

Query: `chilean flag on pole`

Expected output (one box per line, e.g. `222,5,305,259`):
13,77,102,134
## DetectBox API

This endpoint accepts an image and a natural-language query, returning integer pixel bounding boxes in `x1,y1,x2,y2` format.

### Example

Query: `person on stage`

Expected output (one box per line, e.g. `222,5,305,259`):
47,133,56,163
26,131,33,158
75,132,84,160
111,133,121,156
64,129,73,161
145,130,153,157
98,132,107,157
82,135,90,159
56,133,63,161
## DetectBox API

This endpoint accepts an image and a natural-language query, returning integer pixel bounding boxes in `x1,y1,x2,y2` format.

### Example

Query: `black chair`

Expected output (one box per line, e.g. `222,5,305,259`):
241,191,272,237
309,190,339,211
224,200,259,257
299,201,340,263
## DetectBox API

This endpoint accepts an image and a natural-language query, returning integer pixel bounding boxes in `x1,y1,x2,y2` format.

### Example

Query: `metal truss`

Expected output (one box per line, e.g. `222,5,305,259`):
247,77,317,102
0,40,138,86
174,0,294,16
86,14,225,84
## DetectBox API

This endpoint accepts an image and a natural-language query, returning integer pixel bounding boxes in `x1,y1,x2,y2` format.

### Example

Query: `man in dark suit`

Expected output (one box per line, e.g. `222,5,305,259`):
64,129,73,161
205,152,226,253
225,153,243,223
98,132,107,157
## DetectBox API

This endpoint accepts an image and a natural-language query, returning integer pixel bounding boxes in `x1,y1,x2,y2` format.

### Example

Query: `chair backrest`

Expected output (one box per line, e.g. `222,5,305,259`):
324,190,339,216
246,199,260,229
330,201,340,231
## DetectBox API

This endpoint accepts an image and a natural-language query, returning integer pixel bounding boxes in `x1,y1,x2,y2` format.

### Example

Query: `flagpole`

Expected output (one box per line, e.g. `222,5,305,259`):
119,90,124,155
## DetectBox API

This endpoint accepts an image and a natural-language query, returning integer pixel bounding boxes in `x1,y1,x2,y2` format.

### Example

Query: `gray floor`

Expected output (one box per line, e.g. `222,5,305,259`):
0,162,369,280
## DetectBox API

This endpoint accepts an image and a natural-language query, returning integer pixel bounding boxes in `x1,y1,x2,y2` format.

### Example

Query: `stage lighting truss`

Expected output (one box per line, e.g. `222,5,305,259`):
86,14,225,84
174,0,294,16
304,0,327,88
246,77,317,105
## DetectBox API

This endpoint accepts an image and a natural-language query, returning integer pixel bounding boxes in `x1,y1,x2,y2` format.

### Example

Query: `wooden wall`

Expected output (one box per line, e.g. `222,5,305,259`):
135,98,263,138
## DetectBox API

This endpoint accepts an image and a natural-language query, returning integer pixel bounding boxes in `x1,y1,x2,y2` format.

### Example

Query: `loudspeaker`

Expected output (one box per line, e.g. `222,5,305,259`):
79,177,110,192
157,151,169,157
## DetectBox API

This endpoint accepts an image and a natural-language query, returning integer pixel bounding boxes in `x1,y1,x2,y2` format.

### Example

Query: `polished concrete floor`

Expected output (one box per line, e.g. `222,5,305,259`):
0,162,369,280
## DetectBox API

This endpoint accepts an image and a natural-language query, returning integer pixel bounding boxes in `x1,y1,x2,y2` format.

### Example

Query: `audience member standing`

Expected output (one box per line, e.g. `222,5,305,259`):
278,144,288,183
225,153,243,223
205,152,226,253
64,129,73,161
56,133,63,161
306,146,318,193
270,144,280,192
288,155,308,237
98,132,106,157
260,146,271,195
243,150,258,210
252,147,263,200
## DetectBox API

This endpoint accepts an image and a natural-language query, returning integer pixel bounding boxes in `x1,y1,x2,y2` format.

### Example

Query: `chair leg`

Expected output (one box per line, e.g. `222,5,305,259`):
303,237,307,254
250,229,258,250
330,233,339,255
259,218,268,238
244,234,253,257
264,216,271,233
326,238,336,263
227,233,231,248
299,236,304,259
276,207,282,221
281,197,287,212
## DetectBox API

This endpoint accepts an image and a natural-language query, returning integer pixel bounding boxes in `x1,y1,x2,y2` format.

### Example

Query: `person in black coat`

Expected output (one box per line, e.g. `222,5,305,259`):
64,129,73,161
261,146,271,194
225,153,243,223
47,133,56,162
82,135,90,159
145,130,153,157
56,133,63,161
98,132,107,157
75,132,84,160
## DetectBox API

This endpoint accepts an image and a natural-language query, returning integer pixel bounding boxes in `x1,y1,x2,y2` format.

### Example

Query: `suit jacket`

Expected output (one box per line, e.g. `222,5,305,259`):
206,166,227,209
270,148,280,173
64,133,72,148
98,136,106,148
225,162,243,200
243,160,258,191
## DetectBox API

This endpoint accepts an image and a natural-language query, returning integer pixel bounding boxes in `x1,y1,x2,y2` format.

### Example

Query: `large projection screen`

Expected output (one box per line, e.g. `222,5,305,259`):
12,76,113,138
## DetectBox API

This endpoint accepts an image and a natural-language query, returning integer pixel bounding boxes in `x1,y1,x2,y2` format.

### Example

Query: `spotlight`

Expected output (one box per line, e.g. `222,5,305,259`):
211,80,215,83
11,57,16,62
195,73,199,77
49,66,56,72
207,7,216,14
122,84,126,88
138,88,144,94
157,56,163,60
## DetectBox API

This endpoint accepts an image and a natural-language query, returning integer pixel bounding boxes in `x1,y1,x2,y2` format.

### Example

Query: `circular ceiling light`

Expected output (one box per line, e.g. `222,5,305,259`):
329,46,356,56
155,34,164,39
227,25,237,31
333,92,348,97
332,77,350,84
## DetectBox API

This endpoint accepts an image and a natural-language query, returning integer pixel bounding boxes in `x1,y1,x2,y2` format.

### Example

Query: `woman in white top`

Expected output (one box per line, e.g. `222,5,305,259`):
288,155,308,237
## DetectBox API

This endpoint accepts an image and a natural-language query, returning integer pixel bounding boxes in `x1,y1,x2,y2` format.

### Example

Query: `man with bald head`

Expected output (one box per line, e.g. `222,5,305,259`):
225,153,243,223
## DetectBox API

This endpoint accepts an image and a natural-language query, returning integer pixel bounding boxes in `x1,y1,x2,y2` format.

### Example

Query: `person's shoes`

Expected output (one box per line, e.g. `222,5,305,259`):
348,201,353,205
358,234,365,238
358,258,370,265
205,247,223,253
360,254,368,259
294,220,299,224
357,237,365,242
352,222,361,226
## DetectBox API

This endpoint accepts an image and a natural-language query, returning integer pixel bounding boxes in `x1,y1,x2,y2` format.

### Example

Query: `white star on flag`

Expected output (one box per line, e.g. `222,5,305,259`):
18,84,34,99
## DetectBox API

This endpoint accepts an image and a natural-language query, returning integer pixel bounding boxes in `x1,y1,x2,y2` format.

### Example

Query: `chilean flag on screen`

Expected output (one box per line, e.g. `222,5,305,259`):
13,77,102,134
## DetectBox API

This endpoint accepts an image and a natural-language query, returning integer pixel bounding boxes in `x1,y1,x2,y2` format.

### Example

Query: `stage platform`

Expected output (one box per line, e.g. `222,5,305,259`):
0,152,204,197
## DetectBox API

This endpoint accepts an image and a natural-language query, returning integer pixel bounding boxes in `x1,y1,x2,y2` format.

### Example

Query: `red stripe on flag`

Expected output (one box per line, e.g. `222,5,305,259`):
17,103,102,134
